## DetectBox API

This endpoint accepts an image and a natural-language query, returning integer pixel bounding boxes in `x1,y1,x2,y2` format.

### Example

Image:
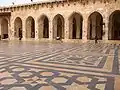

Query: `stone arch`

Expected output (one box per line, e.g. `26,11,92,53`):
1,18,8,39
14,17,22,38
109,10,120,40
26,16,35,38
87,11,103,40
69,12,83,39
53,14,65,39
38,15,49,38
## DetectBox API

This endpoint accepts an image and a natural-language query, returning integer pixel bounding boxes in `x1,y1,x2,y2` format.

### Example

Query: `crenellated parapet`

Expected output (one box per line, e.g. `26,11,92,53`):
0,0,66,13
0,0,118,13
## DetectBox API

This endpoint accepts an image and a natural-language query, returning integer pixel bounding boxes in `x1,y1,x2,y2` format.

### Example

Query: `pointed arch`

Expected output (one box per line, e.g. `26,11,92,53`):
69,12,83,39
1,18,8,39
38,15,49,38
14,17,22,38
109,10,120,40
87,11,103,40
53,14,65,39
26,16,35,38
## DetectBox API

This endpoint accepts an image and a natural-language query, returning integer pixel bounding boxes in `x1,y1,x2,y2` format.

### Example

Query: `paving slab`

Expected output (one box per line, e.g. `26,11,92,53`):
0,41,119,90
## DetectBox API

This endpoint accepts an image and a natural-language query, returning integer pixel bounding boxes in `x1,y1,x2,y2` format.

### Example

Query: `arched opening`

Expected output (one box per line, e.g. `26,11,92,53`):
1,18,8,39
69,12,83,39
14,17,22,38
43,17,49,38
26,16,35,38
38,15,49,38
109,10,120,40
87,12,103,40
53,14,64,39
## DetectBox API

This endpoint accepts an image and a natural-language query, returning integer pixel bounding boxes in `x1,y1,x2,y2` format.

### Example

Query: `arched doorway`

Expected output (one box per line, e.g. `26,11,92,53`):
87,12,103,40
1,18,8,39
14,17,22,38
53,14,64,39
26,16,35,38
69,12,83,39
38,15,49,38
109,10,120,40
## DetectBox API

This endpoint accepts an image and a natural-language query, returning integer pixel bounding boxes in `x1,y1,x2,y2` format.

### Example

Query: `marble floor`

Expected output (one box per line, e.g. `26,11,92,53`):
0,41,120,90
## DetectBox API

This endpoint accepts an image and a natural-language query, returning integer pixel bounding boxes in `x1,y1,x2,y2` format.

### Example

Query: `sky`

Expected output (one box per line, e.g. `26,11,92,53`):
0,0,53,6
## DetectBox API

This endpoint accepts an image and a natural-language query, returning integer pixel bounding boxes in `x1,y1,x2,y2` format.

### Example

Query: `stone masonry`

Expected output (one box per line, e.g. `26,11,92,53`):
0,0,119,42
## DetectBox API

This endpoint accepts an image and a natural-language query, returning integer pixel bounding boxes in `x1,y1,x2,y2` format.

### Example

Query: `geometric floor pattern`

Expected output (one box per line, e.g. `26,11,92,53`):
0,41,120,90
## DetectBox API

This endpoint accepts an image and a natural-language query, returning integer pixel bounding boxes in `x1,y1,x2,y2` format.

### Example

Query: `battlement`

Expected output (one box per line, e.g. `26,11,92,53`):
0,0,118,13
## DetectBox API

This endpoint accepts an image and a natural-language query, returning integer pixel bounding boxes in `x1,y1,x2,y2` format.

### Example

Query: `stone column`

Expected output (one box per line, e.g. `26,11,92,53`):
22,19,26,40
49,18,53,40
38,20,43,39
10,17,15,40
82,16,88,42
53,19,57,39
69,19,73,39
8,21,11,40
92,18,96,39
64,17,69,40
76,19,80,39
35,19,39,40
103,15,109,41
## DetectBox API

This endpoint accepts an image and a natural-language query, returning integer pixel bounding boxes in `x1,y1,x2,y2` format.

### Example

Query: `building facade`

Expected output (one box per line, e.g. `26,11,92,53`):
0,0,120,42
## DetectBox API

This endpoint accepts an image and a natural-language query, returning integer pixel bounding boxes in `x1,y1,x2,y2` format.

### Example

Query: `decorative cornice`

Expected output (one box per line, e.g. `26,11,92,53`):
0,0,117,12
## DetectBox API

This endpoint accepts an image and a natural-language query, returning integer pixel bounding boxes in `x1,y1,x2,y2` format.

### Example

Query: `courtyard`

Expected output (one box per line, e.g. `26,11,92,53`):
0,41,120,90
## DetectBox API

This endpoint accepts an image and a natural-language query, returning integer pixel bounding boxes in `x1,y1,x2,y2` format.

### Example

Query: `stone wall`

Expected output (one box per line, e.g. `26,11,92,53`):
0,0,120,42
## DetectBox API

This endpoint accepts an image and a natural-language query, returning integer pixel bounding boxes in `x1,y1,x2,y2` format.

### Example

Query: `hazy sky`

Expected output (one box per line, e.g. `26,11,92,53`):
0,0,51,6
